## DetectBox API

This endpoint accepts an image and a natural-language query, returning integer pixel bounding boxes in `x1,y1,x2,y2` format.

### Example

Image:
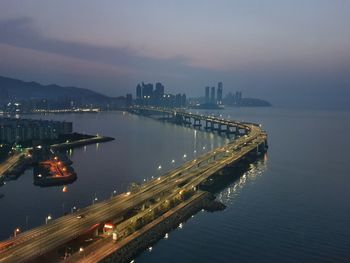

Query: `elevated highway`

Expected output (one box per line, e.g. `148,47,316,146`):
0,107,267,263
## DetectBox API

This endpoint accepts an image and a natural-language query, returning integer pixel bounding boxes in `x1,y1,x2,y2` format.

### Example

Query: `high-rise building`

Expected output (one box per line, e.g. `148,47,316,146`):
217,82,223,104
205,86,210,104
181,94,187,107
142,82,153,99
154,82,165,98
175,94,182,107
136,84,142,100
211,87,216,104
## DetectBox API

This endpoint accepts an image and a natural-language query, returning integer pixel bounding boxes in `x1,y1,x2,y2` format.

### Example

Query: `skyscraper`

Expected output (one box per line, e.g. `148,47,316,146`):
175,93,182,107
205,86,210,104
211,87,216,104
142,82,153,99
217,82,223,105
136,84,142,100
154,82,165,98
181,94,187,107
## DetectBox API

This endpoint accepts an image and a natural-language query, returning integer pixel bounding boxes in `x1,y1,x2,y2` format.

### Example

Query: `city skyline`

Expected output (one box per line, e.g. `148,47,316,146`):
0,1,349,109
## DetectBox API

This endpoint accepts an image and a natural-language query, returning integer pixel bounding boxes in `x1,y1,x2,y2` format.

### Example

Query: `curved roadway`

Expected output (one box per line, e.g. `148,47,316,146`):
0,108,267,263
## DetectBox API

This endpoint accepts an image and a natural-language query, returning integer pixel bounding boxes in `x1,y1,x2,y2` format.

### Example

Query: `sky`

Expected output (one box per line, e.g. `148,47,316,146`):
0,0,349,108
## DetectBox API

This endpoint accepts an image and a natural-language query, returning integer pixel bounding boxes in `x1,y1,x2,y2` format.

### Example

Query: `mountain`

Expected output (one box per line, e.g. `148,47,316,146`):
0,76,109,104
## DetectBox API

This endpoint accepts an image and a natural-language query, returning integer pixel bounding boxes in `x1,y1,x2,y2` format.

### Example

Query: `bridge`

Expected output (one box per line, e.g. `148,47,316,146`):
132,106,252,135
0,107,268,263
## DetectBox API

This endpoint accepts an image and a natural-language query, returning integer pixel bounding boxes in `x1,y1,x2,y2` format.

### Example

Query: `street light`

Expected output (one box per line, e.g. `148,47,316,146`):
71,206,77,213
13,228,20,238
79,247,85,257
183,154,187,158
171,159,175,164
157,165,162,170
45,215,52,224
92,197,98,205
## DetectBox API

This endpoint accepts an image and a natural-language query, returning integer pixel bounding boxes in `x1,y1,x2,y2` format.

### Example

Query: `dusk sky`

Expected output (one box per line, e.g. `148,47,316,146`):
0,0,349,108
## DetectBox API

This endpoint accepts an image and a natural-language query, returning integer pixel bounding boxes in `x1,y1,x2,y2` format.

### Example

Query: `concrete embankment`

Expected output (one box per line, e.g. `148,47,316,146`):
102,192,215,263
69,191,221,263
51,136,114,150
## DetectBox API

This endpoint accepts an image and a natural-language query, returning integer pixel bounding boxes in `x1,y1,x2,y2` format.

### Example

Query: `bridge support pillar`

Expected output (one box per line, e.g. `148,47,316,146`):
219,124,228,133
205,120,212,130
226,126,235,135
184,116,191,126
193,118,202,128
211,122,219,131
235,127,241,137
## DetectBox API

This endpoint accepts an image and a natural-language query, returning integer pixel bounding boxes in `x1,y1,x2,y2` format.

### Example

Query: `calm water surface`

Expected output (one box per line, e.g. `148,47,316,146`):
1,108,350,262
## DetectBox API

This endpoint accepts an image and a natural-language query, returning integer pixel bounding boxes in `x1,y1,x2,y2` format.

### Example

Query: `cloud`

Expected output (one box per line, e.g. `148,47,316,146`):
0,17,200,79
0,17,349,109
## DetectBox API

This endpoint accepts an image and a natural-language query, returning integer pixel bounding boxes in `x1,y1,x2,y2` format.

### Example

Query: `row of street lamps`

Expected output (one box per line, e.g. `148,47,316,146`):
11,145,213,238
12,188,120,238
155,145,208,173
139,146,211,184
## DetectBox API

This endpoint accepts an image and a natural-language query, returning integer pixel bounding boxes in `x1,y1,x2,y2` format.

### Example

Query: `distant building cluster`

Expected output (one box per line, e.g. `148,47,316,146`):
204,82,223,105
135,82,186,108
187,82,269,109
0,118,73,144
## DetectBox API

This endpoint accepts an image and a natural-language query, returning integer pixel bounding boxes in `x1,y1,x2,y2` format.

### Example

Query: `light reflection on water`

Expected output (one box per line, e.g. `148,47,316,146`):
217,155,268,206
